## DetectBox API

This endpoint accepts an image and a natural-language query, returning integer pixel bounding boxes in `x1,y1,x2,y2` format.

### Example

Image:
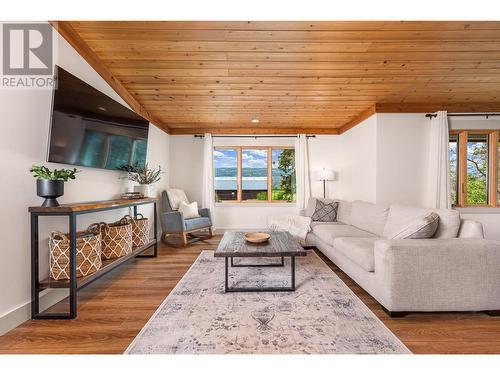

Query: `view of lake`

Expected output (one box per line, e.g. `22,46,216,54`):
215,167,285,190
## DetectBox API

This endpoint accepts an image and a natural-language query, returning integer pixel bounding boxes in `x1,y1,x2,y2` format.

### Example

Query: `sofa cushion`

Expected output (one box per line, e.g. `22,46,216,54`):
333,237,378,272
312,223,376,245
383,205,460,239
311,200,339,222
350,201,390,236
305,198,352,224
336,200,352,225
432,208,461,238
311,221,344,229
387,212,439,239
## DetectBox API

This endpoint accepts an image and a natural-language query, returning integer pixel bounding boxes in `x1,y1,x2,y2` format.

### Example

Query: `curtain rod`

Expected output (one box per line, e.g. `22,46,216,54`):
425,112,500,119
193,134,316,139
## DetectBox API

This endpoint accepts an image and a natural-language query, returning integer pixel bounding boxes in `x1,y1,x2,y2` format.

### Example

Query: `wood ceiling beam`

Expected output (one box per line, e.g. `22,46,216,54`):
337,102,500,135
70,21,500,32
375,102,500,113
169,127,340,135
49,21,170,133
338,105,377,134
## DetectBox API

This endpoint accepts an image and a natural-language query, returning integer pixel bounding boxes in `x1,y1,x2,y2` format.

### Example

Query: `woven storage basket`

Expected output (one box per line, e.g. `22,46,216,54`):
49,230,102,281
124,214,150,247
89,218,132,260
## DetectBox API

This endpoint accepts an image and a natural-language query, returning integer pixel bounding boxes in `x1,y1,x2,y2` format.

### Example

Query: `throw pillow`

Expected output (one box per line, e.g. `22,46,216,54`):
179,201,200,219
388,212,440,239
311,200,339,222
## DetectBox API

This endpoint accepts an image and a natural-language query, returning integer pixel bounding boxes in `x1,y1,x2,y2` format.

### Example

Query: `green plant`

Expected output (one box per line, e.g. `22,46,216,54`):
256,191,268,200
29,165,79,181
126,164,162,185
277,149,296,201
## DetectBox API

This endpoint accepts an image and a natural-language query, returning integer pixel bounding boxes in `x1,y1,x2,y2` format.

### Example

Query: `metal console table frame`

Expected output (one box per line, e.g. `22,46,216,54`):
29,198,158,319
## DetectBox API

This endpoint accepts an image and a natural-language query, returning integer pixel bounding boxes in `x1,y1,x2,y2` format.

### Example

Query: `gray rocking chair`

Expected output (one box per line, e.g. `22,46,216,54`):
160,190,213,246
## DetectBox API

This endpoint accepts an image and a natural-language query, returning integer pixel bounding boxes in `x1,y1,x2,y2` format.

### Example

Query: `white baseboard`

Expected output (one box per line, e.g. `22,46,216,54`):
0,289,68,336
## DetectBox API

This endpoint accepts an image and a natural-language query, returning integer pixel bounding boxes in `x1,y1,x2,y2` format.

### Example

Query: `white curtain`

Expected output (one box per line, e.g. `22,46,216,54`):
202,133,216,219
426,110,451,209
295,134,311,210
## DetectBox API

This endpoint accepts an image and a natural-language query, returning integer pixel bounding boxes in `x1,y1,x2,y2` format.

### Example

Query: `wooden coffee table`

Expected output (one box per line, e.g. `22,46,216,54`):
214,231,307,293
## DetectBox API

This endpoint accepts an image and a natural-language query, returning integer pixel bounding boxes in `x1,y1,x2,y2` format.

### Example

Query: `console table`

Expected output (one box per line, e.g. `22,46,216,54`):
29,198,158,319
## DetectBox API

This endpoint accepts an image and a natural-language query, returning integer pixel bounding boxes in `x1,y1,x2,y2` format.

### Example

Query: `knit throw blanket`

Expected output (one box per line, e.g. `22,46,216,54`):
268,214,312,245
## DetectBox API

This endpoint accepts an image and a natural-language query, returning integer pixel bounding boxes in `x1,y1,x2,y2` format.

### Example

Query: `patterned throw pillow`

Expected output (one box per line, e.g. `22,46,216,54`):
388,212,440,239
311,200,339,222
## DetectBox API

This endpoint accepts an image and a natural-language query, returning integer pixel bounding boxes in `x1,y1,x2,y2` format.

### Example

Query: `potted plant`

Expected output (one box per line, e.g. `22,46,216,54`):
118,163,140,192
29,165,79,207
125,164,162,197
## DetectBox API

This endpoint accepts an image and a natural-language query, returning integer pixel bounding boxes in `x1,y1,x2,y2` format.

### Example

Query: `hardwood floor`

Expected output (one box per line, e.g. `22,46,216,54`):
1,235,499,354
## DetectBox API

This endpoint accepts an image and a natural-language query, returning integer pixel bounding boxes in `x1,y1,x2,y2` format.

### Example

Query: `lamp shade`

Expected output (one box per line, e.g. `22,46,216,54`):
314,169,334,181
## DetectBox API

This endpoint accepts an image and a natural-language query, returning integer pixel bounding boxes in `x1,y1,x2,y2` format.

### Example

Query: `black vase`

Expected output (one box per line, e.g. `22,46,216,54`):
36,179,64,207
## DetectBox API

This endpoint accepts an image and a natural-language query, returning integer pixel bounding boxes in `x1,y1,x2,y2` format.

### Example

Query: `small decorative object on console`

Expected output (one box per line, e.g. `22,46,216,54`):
121,192,144,200
124,164,163,198
244,232,271,244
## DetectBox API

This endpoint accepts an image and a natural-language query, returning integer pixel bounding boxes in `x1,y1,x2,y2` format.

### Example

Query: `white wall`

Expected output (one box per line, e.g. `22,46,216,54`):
376,114,430,207
168,135,204,203
336,115,378,202
0,24,170,334
449,116,500,130
308,135,342,198
335,113,430,208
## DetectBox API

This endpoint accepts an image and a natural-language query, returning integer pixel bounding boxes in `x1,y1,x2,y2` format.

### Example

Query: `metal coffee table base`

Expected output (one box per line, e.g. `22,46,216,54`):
224,256,295,292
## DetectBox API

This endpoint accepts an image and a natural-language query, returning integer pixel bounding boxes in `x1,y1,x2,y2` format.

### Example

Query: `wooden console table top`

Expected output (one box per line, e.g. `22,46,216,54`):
29,197,158,213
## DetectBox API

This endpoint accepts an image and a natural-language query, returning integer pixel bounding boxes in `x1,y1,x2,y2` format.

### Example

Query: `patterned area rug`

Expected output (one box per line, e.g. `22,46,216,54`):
125,251,410,354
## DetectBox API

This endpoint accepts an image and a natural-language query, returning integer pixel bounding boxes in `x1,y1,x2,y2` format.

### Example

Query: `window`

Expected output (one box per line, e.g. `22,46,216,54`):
242,149,268,201
498,138,500,204
449,130,499,207
272,149,296,201
214,146,296,203
449,134,458,206
466,134,489,205
214,148,238,201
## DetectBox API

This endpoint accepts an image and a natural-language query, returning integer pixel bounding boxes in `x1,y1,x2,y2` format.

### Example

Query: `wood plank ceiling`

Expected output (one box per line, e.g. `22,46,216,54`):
56,21,500,134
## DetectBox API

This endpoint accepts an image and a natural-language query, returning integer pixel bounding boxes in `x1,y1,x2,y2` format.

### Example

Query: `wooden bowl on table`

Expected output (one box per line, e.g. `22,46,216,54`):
244,232,271,244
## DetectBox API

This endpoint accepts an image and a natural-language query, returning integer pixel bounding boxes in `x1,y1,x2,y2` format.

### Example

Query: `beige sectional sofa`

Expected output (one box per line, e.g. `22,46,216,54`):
303,198,500,317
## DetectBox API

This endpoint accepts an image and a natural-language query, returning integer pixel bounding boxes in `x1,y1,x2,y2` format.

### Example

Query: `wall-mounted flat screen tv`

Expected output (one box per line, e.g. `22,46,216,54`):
47,66,149,171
